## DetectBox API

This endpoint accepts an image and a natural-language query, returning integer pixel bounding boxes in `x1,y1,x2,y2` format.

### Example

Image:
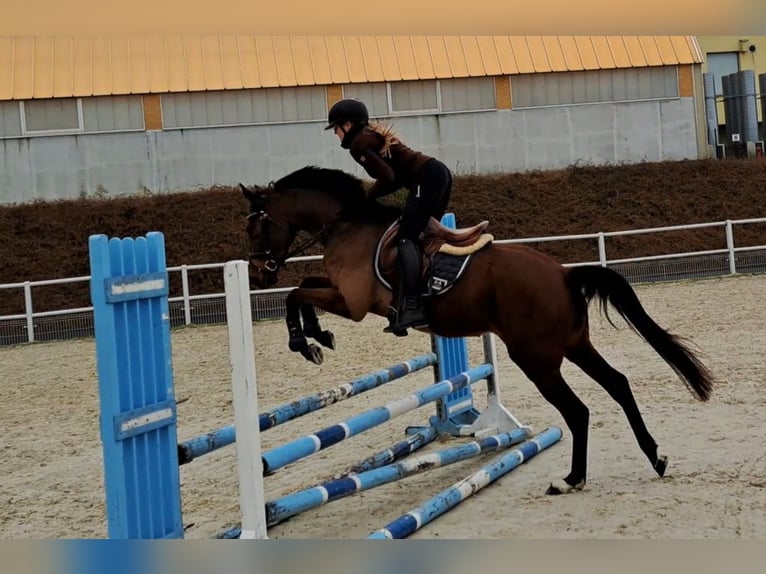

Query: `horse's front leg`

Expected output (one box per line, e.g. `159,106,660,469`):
285,284,352,365
297,276,336,351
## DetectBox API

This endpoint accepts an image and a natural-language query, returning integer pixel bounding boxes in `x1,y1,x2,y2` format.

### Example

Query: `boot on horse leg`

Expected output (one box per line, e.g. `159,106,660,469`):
384,238,429,335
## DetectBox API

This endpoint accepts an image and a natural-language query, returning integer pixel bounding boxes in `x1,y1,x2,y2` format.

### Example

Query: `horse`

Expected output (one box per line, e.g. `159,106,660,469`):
238,165,716,495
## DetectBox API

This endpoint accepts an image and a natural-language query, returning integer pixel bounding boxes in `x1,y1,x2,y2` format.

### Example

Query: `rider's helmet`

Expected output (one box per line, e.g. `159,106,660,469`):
324,98,369,130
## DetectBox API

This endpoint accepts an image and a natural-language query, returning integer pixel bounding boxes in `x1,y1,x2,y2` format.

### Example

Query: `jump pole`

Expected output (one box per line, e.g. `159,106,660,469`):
177,352,438,464
264,427,531,527
367,426,564,539
260,363,494,475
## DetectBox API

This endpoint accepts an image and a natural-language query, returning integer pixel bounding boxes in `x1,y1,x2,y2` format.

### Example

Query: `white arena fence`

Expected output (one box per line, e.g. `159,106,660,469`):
2,217,765,347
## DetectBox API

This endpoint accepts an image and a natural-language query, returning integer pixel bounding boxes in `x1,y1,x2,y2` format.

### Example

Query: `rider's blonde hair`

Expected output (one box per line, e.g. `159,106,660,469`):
366,121,400,158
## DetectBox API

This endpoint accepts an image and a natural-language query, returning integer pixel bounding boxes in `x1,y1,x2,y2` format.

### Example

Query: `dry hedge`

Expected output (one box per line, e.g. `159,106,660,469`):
2,157,765,315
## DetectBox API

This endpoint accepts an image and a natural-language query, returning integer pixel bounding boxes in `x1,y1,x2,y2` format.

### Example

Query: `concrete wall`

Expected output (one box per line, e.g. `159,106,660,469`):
0,97,701,205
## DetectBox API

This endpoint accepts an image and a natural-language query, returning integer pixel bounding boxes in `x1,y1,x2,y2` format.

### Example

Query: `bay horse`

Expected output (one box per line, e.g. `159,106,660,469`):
239,165,715,495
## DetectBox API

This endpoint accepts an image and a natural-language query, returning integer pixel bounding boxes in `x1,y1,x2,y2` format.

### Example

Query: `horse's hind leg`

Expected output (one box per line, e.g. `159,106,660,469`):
566,339,667,478
515,358,590,495
297,277,336,350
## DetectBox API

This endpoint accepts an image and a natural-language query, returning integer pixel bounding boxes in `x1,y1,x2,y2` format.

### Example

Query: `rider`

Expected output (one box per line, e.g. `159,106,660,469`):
324,97,453,334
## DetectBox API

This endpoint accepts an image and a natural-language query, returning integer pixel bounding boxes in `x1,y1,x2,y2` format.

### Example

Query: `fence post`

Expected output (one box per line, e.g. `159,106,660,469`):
725,220,737,275
181,265,192,325
597,232,607,267
23,281,34,343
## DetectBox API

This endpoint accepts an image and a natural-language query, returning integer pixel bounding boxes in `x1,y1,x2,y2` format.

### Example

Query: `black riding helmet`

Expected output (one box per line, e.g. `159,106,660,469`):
324,98,369,130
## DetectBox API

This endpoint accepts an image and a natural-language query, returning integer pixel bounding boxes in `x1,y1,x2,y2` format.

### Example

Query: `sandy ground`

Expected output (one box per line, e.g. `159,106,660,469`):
1,273,765,539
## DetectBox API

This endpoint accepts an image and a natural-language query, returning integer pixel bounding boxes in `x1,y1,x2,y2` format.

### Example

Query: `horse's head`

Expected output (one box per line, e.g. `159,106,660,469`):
239,166,399,288
239,182,298,289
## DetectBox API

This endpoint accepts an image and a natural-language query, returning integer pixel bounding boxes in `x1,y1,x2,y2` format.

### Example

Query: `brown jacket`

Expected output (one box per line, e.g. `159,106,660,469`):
348,127,433,198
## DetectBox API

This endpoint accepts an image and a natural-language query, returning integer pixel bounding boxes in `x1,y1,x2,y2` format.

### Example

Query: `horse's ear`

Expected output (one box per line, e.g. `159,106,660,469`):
240,183,270,211
240,183,266,206
239,183,253,199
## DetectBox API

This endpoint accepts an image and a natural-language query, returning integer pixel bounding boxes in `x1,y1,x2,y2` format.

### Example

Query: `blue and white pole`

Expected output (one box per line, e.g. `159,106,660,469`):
265,427,531,526
261,363,494,475
177,352,437,464
367,426,564,539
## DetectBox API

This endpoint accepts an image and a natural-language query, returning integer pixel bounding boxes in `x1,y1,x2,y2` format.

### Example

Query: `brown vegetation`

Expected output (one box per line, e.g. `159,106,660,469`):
1,157,765,316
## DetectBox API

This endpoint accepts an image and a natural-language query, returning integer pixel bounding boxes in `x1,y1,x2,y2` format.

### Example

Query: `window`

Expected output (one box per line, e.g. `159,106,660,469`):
0,95,144,138
440,77,496,112
706,52,740,96
342,77,496,116
22,99,81,132
0,101,22,137
82,96,145,132
389,80,439,114
511,66,679,109
161,86,327,129
341,83,389,117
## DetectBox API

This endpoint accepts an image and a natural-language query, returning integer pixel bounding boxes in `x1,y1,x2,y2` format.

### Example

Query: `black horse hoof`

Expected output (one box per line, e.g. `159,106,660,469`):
315,330,336,350
545,478,585,495
654,455,668,477
301,344,324,365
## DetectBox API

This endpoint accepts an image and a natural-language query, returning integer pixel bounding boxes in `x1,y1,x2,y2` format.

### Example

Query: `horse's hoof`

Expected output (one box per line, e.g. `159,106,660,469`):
316,330,335,350
545,478,585,495
654,454,668,477
302,344,324,365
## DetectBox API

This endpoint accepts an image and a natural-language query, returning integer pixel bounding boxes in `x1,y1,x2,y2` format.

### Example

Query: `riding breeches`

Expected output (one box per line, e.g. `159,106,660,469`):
397,158,453,242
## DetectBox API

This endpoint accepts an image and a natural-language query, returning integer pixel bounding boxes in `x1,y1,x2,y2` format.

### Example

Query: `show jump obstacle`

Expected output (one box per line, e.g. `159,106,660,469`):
89,214,562,540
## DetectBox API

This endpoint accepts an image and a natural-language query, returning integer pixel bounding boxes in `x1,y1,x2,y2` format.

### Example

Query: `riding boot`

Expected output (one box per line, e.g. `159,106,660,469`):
383,238,429,333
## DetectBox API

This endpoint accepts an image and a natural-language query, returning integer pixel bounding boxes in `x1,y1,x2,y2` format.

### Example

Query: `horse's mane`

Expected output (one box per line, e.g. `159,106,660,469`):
272,165,366,198
271,165,401,223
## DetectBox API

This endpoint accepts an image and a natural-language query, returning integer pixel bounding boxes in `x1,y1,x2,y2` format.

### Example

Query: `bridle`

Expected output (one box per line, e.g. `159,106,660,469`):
246,209,329,273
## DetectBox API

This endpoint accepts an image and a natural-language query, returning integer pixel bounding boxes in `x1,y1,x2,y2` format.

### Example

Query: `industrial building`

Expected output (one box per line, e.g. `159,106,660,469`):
0,36,707,204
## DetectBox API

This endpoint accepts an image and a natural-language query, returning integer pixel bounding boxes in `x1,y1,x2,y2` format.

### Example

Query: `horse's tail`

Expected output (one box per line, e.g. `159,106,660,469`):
566,265,715,402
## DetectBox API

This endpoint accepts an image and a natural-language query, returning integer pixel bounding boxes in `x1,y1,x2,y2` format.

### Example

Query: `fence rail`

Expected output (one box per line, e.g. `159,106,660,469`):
2,217,766,347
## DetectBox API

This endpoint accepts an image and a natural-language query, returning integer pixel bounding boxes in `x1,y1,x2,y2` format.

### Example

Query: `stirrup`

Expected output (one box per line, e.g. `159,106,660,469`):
388,305,428,332
383,306,409,335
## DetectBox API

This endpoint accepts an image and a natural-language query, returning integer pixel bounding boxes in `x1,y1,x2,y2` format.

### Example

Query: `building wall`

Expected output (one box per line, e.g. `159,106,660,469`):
0,97,700,205
697,36,766,77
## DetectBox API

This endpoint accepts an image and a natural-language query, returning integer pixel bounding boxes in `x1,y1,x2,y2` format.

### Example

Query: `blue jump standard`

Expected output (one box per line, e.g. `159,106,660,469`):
177,352,437,464
261,363,494,475
89,232,185,539
367,426,564,539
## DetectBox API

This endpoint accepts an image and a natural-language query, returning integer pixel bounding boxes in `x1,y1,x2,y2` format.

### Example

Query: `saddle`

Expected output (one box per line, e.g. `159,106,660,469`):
374,217,494,294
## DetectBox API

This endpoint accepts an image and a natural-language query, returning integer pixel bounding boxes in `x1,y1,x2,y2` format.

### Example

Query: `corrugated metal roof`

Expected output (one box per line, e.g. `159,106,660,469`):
0,36,703,100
